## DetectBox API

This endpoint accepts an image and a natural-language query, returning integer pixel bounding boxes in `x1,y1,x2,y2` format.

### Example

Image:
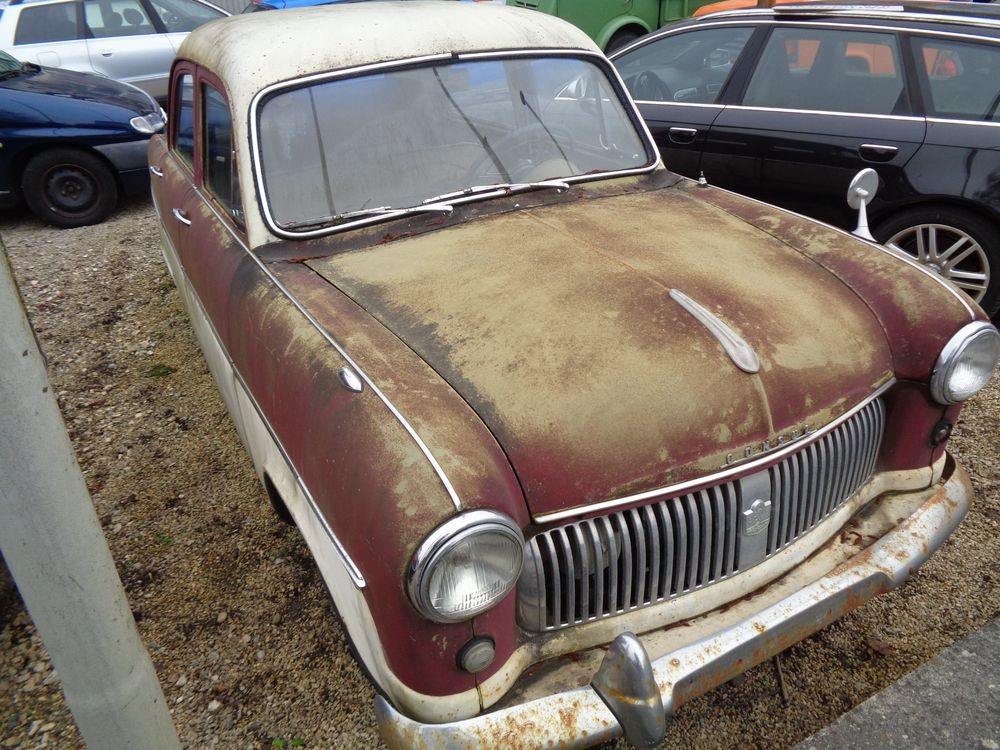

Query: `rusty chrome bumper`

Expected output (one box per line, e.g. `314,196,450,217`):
375,462,971,750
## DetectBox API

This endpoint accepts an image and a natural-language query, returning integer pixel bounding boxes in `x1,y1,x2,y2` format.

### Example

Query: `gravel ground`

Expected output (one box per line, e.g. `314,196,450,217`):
1,197,998,750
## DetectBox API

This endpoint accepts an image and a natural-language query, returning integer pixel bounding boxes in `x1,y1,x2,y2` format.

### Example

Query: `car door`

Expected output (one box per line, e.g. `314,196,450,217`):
612,23,763,179
82,0,175,99
7,1,90,73
151,66,250,441
701,23,926,228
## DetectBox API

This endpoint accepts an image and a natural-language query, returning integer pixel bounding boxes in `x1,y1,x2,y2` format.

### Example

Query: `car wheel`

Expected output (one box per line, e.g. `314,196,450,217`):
21,148,119,229
874,207,1000,318
606,28,641,53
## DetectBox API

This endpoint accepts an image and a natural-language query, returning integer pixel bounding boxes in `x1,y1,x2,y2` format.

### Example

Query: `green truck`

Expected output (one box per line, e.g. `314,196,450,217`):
506,0,722,50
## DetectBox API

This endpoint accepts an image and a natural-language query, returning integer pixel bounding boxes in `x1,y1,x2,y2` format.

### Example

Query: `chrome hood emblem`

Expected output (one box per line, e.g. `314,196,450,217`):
669,289,760,374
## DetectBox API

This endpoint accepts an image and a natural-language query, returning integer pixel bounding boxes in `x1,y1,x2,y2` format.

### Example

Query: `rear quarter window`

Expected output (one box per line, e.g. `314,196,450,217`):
13,3,82,44
916,37,1000,123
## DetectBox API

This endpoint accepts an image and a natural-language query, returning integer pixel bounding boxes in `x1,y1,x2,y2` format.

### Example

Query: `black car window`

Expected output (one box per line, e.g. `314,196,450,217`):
84,0,155,37
743,27,907,116
614,26,754,104
175,73,195,168
13,3,82,44
148,0,224,33
203,83,236,215
915,37,1000,123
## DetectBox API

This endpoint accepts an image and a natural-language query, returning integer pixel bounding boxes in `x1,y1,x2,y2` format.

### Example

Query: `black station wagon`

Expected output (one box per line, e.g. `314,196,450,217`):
611,1,1000,318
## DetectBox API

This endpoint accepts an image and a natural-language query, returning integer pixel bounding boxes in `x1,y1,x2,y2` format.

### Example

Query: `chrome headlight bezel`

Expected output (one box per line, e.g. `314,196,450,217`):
930,321,1000,405
407,510,525,624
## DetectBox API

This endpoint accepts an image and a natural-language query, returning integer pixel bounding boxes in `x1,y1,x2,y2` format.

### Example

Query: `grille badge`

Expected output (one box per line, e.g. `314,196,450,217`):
737,470,772,568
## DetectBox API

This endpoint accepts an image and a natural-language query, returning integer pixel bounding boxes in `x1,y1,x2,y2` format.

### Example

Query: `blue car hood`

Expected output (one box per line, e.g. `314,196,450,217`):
0,64,156,119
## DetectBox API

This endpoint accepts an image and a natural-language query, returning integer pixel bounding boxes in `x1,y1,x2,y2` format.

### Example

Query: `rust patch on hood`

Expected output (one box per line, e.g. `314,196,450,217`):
306,185,892,516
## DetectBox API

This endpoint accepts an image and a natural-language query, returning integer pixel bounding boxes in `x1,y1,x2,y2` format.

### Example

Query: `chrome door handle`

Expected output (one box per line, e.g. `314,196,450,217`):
172,208,191,226
859,143,898,161
149,165,164,178
668,127,698,145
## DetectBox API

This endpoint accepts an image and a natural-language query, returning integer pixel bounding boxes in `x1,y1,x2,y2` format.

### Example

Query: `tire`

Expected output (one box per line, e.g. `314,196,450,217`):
606,28,641,53
874,206,1000,319
21,148,119,229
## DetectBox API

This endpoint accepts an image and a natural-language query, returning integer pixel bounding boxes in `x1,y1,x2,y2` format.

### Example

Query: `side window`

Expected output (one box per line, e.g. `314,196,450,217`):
13,3,82,44
743,27,907,116
915,37,1000,123
203,84,239,219
614,27,754,104
84,0,156,38
174,73,195,168
148,0,225,33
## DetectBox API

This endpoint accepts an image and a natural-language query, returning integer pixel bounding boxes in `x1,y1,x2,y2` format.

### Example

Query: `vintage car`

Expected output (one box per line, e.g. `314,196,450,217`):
150,2,999,748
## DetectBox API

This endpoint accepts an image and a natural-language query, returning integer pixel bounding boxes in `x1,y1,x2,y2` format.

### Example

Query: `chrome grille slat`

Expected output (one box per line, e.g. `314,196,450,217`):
519,398,887,632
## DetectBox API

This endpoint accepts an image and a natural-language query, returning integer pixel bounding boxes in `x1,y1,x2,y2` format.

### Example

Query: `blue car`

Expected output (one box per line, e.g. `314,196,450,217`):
0,49,164,227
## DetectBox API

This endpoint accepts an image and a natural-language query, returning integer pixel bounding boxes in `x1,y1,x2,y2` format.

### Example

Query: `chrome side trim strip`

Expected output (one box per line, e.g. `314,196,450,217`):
927,117,1000,129
186,185,464,511
153,191,366,586
248,49,660,241
725,105,923,122
532,380,894,524
668,289,760,373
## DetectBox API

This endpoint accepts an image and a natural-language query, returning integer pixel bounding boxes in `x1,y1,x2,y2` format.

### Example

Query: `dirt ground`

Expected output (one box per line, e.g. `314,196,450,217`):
1,197,998,750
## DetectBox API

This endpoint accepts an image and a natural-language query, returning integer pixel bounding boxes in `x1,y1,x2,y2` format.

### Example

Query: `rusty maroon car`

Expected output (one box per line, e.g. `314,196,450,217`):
150,2,1000,748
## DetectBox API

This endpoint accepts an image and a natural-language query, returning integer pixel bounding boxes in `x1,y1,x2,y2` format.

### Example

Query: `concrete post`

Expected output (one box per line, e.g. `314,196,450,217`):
0,241,181,750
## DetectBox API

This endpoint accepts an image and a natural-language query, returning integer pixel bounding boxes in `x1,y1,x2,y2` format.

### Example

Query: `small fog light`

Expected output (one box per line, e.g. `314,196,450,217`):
930,420,953,447
458,637,495,673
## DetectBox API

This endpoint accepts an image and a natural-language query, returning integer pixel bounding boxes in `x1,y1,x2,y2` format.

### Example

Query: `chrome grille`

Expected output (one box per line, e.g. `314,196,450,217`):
517,398,886,632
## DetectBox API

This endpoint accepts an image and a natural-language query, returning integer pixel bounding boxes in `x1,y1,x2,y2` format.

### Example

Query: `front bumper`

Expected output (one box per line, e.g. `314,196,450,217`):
376,458,971,749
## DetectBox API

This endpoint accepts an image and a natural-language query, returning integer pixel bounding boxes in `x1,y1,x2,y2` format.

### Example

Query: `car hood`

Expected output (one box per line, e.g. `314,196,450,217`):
0,64,155,116
306,185,894,517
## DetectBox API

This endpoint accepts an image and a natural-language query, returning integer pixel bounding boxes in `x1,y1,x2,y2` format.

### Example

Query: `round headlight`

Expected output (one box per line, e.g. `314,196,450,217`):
930,321,1000,404
408,511,524,624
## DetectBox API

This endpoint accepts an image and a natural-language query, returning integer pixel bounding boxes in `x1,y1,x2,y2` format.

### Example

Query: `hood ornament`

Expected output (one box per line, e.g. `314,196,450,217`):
669,289,760,374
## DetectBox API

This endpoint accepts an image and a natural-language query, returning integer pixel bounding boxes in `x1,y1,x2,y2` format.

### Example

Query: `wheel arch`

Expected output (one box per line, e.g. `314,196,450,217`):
872,196,1000,235
13,143,125,195
597,18,652,52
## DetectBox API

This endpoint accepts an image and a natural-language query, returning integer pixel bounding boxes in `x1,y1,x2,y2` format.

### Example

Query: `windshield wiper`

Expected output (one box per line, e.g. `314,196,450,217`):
281,203,454,231
421,179,571,205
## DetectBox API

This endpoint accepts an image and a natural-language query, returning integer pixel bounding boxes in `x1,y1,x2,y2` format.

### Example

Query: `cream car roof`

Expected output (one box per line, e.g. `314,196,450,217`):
178,1,599,110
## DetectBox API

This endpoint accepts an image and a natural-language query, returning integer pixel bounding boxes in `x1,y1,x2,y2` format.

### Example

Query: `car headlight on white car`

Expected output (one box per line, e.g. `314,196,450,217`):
408,510,524,623
930,321,1000,404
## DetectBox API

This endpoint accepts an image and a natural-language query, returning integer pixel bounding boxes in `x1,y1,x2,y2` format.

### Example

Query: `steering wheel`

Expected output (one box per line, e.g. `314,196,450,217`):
633,71,674,102
463,122,575,183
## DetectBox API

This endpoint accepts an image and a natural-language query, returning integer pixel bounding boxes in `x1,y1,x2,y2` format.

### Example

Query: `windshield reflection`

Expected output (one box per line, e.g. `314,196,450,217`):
257,56,653,231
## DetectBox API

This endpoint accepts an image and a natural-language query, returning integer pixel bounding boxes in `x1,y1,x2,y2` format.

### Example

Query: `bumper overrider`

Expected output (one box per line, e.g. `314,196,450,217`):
376,458,972,750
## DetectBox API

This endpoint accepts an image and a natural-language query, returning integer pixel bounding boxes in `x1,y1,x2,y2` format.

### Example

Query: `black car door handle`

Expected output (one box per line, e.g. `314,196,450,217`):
859,143,899,162
668,127,698,145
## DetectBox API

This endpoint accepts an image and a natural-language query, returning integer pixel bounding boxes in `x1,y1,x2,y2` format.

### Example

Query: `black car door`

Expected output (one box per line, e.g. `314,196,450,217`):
612,24,764,179
700,23,926,228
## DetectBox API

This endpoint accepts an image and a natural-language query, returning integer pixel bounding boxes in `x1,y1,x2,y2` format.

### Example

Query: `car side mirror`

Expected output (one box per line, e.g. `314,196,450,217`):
847,168,879,242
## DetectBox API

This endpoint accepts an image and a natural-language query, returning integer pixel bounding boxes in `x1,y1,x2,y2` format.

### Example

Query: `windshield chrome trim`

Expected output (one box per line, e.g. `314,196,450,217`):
188,183,465,512
249,48,660,240
532,380,895,525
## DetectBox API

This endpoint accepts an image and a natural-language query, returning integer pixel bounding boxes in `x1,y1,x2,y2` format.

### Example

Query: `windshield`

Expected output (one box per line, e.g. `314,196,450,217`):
0,49,23,75
256,55,655,232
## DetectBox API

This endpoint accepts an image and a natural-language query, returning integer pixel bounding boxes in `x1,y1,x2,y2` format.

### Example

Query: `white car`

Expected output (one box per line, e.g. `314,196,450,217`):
0,0,226,100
